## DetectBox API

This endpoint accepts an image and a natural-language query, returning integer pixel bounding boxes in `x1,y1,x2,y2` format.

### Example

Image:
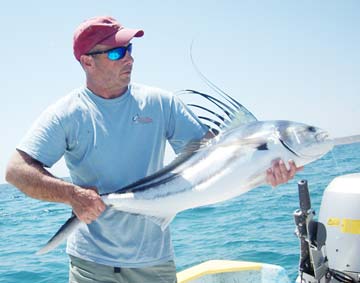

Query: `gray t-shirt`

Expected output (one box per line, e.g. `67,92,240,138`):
18,83,207,267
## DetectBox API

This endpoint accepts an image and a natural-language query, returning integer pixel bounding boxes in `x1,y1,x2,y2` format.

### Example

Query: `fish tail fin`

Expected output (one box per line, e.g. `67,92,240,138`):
36,215,80,255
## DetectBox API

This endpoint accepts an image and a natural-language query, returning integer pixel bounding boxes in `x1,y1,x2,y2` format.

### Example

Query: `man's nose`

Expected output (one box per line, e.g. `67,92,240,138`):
123,51,134,63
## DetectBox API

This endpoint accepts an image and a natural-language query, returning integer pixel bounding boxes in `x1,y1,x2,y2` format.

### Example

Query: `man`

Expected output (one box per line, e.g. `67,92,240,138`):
5,16,300,283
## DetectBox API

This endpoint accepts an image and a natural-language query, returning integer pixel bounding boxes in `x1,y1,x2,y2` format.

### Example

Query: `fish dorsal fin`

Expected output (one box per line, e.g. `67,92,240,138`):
178,41,257,135
177,89,257,135
104,140,209,195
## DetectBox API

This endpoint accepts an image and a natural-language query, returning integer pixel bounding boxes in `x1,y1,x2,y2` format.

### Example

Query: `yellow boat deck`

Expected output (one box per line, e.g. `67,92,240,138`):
176,259,290,283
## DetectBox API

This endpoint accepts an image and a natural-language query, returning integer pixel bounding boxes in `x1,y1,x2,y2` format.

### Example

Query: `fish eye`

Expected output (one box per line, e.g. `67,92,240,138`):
307,126,316,133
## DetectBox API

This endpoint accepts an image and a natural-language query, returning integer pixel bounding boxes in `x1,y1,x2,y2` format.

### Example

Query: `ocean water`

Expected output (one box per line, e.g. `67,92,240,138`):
1,143,360,283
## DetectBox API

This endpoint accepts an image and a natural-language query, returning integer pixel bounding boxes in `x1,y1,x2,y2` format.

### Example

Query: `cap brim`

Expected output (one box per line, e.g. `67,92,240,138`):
100,28,144,47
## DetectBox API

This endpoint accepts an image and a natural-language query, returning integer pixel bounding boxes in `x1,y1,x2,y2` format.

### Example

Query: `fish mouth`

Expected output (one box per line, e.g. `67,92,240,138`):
315,131,331,143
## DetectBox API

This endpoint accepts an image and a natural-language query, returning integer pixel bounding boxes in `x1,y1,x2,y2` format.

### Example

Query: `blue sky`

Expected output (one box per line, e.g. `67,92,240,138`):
1,1,359,182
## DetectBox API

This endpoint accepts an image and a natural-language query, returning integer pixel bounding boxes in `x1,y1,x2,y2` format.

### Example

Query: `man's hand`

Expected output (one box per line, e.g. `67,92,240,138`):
70,186,106,224
266,160,303,187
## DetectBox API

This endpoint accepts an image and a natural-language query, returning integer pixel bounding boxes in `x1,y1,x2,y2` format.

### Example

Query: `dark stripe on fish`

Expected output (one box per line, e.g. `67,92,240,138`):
256,143,269,151
123,173,180,194
103,149,198,195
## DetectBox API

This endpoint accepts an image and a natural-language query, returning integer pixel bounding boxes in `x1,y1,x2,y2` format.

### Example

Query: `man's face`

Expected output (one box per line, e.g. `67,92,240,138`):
86,43,134,89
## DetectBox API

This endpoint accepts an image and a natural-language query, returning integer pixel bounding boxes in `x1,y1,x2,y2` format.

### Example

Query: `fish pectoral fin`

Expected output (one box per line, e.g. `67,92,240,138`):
146,215,176,231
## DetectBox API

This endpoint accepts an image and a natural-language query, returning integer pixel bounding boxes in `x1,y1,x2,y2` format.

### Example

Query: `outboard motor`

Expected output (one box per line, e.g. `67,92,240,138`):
294,175,360,283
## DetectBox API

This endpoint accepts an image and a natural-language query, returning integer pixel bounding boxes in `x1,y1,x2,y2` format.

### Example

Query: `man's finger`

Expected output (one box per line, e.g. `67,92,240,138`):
278,160,289,182
266,168,276,187
296,166,304,173
272,162,283,183
288,160,297,179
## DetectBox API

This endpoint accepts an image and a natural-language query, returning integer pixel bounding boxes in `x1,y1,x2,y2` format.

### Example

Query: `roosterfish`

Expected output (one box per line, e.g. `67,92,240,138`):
37,86,358,255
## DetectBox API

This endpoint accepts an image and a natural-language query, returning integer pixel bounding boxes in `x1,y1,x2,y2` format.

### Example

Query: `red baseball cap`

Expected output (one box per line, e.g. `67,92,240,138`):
73,16,144,61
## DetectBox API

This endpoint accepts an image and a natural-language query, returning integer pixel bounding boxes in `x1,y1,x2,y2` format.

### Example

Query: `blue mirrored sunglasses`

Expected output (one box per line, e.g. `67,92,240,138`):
86,43,132,61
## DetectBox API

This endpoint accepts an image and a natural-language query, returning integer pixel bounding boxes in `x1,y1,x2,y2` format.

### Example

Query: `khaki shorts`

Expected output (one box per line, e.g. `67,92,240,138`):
69,255,177,283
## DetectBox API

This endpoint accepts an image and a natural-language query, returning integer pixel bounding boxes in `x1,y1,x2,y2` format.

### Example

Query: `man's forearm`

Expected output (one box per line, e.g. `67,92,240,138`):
5,150,74,205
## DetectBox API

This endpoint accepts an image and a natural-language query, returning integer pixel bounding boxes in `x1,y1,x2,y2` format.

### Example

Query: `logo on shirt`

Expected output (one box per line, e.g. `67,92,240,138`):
132,114,153,124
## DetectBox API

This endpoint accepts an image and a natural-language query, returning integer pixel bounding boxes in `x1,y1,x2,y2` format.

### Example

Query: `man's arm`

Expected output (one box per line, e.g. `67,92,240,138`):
5,150,106,224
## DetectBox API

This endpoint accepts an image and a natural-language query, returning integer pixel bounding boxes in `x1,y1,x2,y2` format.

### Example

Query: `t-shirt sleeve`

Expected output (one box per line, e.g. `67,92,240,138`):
166,95,208,154
17,106,67,168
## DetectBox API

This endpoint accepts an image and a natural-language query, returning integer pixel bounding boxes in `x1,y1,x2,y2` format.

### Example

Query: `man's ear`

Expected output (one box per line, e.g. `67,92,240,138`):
79,55,93,69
